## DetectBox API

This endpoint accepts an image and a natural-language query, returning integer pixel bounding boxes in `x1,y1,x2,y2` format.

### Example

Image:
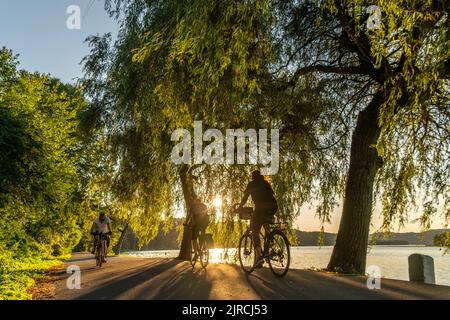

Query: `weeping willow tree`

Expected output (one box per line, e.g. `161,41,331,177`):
80,2,178,249
80,0,269,258
247,0,449,272
84,0,448,271
128,0,449,273
129,0,280,258
81,0,327,259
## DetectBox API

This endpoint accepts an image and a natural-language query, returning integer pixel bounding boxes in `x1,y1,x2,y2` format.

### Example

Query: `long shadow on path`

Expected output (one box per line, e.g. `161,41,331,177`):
153,266,212,300
245,269,385,300
245,268,450,300
76,259,182,300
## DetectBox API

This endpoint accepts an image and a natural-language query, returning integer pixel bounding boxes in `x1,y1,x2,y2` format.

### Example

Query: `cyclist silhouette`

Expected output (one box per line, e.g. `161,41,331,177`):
238,170,278,268
90,209,112,262
184,195,209,261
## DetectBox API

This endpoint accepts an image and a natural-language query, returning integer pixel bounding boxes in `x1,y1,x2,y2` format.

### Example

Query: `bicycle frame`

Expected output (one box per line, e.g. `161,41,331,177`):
237,205,291,277
188,225,209,269
244,214,286,257
95,233,108,267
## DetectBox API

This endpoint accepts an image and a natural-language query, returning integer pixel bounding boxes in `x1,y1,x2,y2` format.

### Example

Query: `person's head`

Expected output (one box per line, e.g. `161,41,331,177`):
99,209,107,222
251,170,263,181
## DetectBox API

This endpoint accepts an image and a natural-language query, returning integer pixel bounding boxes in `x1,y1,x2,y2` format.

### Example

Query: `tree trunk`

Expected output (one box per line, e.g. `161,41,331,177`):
113,222,129,255
327,90,384,274
176,165,195,260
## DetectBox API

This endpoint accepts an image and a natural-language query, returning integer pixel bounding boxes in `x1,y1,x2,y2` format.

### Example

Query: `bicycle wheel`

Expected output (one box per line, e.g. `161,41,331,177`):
96,241,103,268
189,241,197,268
95,250,100,267
238,232,255,274
267,229,290,277
102,239,107,262
199,239,209,269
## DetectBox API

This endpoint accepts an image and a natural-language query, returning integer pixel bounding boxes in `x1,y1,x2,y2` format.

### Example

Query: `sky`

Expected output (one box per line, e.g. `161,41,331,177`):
0,1,446,233
0,0,118,83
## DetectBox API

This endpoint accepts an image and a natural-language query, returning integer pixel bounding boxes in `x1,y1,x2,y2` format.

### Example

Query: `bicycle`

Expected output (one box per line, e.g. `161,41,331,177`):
235,205,291,277
186,225,213,269
94,232,109,268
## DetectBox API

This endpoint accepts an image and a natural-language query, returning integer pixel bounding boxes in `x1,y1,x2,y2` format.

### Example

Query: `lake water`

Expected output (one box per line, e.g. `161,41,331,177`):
125,246,450,286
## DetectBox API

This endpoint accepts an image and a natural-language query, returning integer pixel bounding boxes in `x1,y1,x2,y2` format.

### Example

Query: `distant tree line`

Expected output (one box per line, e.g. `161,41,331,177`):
434,232,450,248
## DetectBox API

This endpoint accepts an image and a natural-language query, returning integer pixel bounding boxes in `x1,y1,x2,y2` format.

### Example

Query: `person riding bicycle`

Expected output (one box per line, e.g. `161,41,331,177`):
184,195,209,261
90,210,112,262
238,170,278,268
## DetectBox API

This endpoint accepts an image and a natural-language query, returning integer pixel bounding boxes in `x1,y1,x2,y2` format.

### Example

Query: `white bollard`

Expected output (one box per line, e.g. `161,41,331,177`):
408,254,435,284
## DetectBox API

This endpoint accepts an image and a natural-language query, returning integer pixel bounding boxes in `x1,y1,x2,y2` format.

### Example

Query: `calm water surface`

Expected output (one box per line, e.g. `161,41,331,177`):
125,246,450,286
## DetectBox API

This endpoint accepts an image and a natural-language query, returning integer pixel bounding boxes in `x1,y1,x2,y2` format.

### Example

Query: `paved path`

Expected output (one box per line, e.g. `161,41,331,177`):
48,253,450,300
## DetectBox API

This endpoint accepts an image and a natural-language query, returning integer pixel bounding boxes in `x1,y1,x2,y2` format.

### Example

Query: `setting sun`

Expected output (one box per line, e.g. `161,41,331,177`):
212,196,222,209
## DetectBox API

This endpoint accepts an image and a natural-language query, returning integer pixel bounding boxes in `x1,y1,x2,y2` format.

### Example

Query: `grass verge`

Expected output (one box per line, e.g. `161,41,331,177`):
0,253,67,300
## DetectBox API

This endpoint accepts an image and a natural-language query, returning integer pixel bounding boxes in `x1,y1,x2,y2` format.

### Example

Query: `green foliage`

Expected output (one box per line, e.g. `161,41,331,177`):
0,70,86,254
0,47,18,86
0,47,90,299
132,0,273,120
0,250,64,300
